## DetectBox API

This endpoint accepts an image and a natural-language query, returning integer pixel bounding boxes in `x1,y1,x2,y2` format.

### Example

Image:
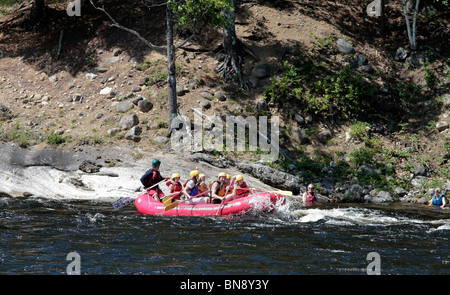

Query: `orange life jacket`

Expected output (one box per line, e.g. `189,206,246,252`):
198,182,208,193
209,181,227,197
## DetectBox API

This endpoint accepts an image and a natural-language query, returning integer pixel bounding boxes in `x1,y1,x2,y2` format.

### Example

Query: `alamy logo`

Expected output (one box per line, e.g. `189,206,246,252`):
366,0,382,17
171,111,280,162
366,252,381,275
66,251,81,275
66,0,81,17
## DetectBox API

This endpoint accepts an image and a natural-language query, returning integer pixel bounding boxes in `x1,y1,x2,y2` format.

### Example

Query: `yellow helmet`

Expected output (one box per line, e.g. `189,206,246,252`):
190,170,200,178
218,172,227,178
199,173,205,179
235,175,243,182
226,174,231,179
171,173,180,179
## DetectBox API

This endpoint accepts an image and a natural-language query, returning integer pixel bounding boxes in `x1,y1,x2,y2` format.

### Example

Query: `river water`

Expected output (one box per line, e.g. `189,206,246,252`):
0,195,448,275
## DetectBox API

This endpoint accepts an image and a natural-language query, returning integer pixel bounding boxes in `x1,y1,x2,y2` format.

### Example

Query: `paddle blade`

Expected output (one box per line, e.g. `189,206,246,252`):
162,196,173,206
113,197,133,210
164,202,180,211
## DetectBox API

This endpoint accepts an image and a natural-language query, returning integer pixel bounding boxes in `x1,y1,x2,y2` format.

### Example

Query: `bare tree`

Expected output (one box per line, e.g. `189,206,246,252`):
402,0,420,50
89,0,183,126
89,0,229,126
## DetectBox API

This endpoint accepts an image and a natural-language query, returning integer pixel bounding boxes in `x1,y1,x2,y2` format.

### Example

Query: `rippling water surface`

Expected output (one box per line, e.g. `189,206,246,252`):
0,196,448,275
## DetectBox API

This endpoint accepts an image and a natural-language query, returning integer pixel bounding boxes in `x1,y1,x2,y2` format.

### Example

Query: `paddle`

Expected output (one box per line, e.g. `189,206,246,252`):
242,188,293,196
161,191,184,206
216,177,235,215
164,191,210,211
112,179,166,210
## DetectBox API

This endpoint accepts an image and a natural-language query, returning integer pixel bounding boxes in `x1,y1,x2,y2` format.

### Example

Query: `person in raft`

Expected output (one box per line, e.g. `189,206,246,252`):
224,174,233,193
232,174,250,199
302,183,317,205
197,173,209,195
183,170,210,204
210,172,235,204
428,188,447,209
166,173,183,202
140,159,167,202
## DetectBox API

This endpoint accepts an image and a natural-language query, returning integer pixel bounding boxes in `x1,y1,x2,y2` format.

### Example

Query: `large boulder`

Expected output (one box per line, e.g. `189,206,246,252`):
336,38,355,54
251,62,272,79
237,162,301,194
119,113,139,130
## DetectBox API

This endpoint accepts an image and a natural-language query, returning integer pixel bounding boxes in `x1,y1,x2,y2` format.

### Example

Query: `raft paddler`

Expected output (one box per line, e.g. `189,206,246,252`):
183,170,210,204
140,159,167,202
166,173,183,202
210,172,236,204
225,174,233,193
198,173,209,194
233,175,250,198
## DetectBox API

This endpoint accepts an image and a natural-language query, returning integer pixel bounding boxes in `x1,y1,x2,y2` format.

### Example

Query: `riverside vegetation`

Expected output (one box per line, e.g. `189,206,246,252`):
0,0,449,204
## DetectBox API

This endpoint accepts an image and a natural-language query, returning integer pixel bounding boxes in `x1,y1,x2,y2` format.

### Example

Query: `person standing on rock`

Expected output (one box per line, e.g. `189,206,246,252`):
429,188,447,209
302,184,317,205
140,159,166,202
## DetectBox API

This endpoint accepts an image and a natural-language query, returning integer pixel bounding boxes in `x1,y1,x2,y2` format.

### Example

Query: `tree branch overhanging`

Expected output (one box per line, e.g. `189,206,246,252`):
89,0,166,49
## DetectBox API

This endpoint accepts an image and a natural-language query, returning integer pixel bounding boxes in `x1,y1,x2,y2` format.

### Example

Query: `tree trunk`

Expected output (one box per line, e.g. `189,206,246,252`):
217,0,256,89
402,0,420,51
23,0,46,29
166,4,178,127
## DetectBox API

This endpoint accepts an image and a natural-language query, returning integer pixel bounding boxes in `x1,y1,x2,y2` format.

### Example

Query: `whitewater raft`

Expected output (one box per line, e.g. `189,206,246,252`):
135,192,285,216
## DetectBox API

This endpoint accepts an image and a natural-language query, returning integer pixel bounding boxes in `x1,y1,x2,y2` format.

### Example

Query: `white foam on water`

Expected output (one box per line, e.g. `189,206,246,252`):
284,206,450,229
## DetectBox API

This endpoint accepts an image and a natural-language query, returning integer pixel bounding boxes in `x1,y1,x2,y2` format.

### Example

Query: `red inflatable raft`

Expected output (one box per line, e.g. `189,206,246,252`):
135,192,285,216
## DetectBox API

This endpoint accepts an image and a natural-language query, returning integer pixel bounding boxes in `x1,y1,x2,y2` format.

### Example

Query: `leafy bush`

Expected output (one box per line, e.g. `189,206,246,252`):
349,121,371,140
264,60,378,120
47,133,66,145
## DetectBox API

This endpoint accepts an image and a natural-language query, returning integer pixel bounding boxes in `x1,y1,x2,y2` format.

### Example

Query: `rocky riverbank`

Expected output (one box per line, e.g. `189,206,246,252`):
1,141,448,208
1,1,449,208
0,142,280,201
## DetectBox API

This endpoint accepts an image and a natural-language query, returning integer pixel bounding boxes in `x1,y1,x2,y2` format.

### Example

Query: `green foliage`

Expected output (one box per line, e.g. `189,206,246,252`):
169,0,232,29
424,67,438,89
444,136,450,160
47,133,66,145
143,58,168,86
349,121,371,140
264,59,378,120
349,146,377,167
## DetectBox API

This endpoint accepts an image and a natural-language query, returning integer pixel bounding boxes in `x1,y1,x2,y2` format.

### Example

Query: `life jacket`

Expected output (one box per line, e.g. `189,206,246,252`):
184,179,199,197
198,182,208,193
306,191,317,203
432,194,444,206
235,182,249,198
209,181,227,197
140,168,163,189
167,180,183,201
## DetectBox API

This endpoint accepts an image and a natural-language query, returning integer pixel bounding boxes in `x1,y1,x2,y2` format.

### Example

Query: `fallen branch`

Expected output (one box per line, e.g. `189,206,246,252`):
89,0,166,50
